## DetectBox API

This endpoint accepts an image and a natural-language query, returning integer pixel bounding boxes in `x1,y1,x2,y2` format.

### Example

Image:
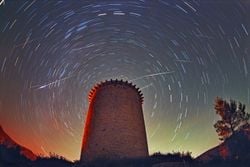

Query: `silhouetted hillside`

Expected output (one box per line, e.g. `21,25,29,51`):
0,126,37,161
0,144,31,167
0,144,73,167
196,129,250,166
0,126,73,167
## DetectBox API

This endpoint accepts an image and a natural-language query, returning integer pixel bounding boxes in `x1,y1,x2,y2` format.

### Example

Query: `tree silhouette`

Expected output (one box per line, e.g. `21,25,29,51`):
214,97,250,141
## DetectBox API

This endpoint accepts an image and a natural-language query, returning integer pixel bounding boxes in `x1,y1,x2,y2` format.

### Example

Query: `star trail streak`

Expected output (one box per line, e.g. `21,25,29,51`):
0,0,249,161
0,0,4,6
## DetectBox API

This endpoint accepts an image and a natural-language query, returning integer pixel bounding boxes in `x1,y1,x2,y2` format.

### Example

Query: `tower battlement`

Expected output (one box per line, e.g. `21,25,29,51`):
88,79,144,103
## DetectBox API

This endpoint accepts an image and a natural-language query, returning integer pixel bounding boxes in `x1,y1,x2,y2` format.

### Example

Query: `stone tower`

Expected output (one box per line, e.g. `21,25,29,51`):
80,79,148,162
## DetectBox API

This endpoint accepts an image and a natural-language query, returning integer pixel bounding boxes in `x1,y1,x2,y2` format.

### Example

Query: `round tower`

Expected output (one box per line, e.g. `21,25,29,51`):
80,79,148,162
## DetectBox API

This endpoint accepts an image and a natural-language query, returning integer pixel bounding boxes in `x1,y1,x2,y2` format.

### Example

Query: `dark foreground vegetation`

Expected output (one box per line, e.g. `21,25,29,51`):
1,145,250,167
0,146,194,167
75,152,193,167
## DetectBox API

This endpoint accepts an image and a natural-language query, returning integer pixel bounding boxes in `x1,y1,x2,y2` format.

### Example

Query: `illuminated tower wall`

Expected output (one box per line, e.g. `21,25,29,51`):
80,79,148,162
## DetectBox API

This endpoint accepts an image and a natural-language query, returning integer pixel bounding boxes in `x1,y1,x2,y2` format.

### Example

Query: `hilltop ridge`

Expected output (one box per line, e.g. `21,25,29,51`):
0,125,37,161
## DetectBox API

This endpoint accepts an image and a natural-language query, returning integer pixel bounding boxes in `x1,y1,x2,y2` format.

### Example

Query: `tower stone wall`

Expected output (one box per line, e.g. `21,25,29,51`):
80,79,148,162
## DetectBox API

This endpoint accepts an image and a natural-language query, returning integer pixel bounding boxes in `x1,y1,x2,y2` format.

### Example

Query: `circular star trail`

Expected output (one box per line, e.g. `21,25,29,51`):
0,0,249,161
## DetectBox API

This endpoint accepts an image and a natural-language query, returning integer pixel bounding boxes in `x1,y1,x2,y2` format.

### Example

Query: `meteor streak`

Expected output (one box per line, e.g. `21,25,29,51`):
33,71,174,90
31,75,74,90
129,71,175,82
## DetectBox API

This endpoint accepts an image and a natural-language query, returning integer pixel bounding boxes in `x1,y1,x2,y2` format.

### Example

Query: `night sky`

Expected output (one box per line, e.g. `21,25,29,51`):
0,0,249,161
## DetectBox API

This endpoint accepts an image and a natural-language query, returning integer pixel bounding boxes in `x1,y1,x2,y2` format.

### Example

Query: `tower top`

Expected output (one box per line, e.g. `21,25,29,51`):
88,79,143,103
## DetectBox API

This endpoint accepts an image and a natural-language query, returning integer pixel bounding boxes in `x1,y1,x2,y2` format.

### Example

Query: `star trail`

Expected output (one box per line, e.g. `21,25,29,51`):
0,0,249,161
